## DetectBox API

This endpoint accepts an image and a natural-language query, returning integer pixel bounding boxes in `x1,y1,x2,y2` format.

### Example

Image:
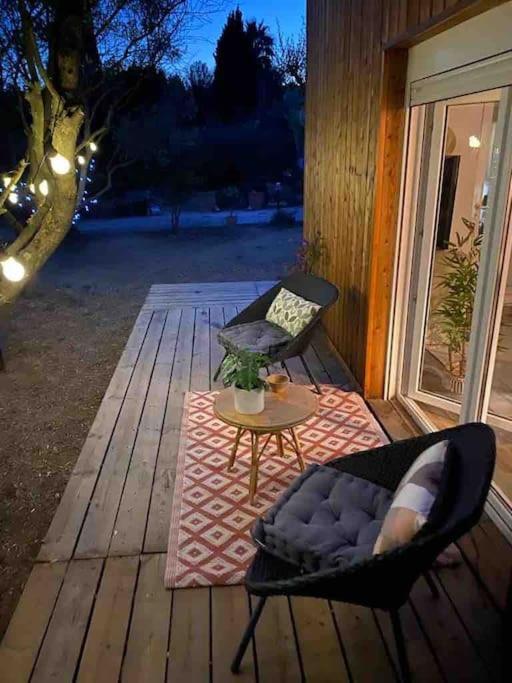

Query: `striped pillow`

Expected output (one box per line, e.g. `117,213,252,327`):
373,440,450,555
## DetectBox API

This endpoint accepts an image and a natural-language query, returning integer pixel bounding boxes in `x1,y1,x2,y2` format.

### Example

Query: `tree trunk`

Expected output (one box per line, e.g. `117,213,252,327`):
0,105,84,305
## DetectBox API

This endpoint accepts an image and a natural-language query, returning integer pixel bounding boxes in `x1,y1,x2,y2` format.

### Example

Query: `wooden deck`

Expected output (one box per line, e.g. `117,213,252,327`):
1,281,511,682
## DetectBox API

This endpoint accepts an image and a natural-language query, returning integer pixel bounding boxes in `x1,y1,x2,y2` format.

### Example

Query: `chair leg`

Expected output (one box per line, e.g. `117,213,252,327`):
390,608,411,683
213,352,228,382
301,355,322,394
423,570,440,599
231,596,267,674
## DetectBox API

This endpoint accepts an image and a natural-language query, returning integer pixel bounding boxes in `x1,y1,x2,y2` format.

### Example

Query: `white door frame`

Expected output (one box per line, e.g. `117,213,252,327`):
387,54,512,534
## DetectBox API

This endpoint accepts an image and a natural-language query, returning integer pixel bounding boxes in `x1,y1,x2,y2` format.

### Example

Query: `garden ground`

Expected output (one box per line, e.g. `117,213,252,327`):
0,220,301,637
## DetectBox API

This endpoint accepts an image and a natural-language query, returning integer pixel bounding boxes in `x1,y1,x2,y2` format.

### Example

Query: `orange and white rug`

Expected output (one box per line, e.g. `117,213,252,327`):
164,386,388,588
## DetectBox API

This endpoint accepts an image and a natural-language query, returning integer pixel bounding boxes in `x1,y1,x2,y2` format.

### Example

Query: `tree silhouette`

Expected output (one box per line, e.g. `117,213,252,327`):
213,8,277,122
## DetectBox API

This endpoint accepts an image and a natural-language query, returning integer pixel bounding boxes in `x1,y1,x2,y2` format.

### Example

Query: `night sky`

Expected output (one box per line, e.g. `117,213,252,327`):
184,1,306,67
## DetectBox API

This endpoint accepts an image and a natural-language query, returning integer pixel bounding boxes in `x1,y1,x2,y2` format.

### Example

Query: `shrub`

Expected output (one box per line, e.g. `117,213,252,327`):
270,209,296,227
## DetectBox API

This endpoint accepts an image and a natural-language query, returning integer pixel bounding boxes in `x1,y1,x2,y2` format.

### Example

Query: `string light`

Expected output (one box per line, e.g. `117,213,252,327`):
39,179,49,196
8,192,18,205
89,141,98,152
3,177,10,188
1,256,26,282
77,155,86,165
29,183,35,193
50,152,71,175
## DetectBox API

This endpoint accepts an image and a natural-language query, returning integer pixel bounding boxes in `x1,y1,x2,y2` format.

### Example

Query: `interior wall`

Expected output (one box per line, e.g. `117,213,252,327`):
305,0,508,388
447,102,495,241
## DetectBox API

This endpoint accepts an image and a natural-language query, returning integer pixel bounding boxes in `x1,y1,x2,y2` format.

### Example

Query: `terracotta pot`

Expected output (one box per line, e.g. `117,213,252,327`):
233,386,265,414
267,373,290,395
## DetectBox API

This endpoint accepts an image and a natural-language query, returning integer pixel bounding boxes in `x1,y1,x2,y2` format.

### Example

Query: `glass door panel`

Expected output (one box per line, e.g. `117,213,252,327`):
400,89,506,432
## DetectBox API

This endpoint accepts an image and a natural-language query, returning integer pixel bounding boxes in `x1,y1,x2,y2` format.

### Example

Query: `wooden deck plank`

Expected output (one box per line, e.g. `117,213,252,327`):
144,307,195,553
252,596,302,682
311,327,359,390
458,522,512,611
0,562,67,683
283,355,311,386
375,602,444,683
211,586,256,682
302,345,332,386
290,597,350,682
76,557,139,683
409,575,492,682
109,311,181,556
433,563,505,682
167,588,210,682
210,305,225,389
331,603,395,682
75,312,167,559
191,306,211,391
122,554,172,683
31,559,103,682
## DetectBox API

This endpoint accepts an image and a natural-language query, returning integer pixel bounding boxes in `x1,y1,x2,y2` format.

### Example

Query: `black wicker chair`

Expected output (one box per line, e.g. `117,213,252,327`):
231,423,496,682
213,273,339,393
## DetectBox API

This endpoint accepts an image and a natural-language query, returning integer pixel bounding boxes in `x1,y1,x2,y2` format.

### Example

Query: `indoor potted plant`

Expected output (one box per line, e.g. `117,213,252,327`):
432,217,481,394
220,349,269,414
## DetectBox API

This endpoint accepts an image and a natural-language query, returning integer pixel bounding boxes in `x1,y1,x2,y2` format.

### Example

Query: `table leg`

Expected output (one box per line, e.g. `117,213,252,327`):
228,427,244,470
275,432,285,459
249,432,259,505
290,428,305,472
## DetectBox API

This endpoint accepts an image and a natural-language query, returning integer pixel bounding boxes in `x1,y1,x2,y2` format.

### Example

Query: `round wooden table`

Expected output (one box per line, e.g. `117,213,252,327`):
214,385,318,504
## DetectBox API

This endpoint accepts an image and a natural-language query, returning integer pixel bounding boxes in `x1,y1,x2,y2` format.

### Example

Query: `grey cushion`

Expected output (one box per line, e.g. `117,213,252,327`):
218,320,292,355
253,464,393,571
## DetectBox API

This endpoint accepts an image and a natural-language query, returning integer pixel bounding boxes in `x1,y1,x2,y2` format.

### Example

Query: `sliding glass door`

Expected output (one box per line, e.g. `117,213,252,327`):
396,62,512,504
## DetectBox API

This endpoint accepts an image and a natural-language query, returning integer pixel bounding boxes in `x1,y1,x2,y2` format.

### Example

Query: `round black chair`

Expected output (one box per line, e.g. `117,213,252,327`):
231,422,496,682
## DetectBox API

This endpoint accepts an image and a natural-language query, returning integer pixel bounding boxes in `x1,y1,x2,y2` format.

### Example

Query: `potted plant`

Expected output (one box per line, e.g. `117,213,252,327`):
432,217,481,394
220,349,269,414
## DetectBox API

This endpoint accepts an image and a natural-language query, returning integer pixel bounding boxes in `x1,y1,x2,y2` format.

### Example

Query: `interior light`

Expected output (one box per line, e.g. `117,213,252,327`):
39,179,49,196
469,135,481,149
1,256,26,282
50,152,71,175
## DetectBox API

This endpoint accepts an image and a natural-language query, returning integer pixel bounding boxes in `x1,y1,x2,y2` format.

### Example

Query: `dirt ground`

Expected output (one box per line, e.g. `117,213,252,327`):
0,221,301,637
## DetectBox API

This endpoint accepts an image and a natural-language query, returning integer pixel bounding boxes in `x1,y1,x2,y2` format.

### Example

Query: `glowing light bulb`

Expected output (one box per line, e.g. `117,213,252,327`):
469,135,481,148
39,179,49,196
77,155,86,165
29,183,35,193
3,176,10,188
1,256,26,282
89,141,98,152
8,192,18,205
50,152,71,175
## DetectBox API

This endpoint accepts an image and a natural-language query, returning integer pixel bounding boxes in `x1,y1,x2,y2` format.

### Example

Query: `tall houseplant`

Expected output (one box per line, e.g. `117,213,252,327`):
433,217,481,393
220,349,269,414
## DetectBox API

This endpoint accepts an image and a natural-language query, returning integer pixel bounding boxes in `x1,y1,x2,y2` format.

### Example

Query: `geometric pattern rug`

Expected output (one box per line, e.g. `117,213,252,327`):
165,386,389,588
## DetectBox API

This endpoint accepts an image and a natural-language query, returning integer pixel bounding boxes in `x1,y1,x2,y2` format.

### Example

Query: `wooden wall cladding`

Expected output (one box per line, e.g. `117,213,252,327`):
305,0,506,394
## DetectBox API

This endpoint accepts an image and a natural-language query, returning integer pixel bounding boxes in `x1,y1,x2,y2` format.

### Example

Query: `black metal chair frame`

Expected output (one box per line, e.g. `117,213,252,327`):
230,423,496,682
213,272,339,394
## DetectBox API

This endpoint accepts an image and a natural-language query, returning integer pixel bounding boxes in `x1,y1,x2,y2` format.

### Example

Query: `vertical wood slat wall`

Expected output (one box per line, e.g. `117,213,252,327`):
304,0,501,392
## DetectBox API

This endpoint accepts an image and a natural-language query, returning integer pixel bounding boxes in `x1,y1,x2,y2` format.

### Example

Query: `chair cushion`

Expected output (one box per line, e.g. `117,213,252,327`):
265,288,321,337
373,440,452,555
218,320,292,355
252,464,393,571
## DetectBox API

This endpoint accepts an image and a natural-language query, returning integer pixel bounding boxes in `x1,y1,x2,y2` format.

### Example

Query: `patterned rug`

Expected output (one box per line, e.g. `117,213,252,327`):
165,386,388,588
